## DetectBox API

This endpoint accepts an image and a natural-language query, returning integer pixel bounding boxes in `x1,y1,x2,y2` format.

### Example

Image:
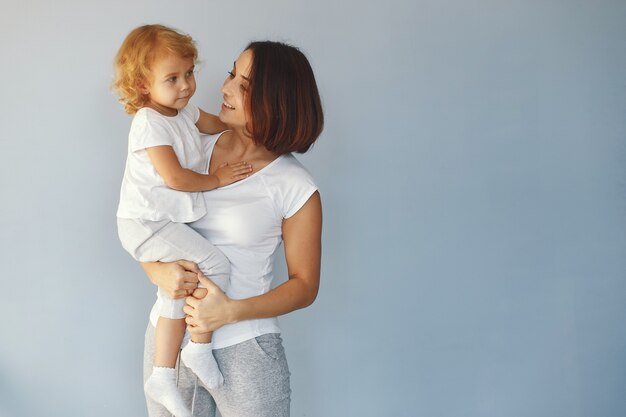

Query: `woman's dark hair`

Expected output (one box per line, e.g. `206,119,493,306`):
244,41,324,154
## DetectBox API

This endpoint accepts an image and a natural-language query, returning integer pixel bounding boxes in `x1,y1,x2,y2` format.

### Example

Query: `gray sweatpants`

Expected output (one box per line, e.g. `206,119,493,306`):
117,218,230,318
143,324,291,417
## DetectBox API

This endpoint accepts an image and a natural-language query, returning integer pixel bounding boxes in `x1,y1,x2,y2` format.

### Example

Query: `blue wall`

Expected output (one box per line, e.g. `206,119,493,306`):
0,1,624,416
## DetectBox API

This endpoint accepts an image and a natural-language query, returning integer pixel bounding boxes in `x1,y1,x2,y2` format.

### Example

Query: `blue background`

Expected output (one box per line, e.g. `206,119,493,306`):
0,1,624,416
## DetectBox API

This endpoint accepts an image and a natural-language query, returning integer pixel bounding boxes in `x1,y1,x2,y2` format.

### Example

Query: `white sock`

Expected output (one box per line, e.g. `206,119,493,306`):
144,367,192,417
181,341,224,389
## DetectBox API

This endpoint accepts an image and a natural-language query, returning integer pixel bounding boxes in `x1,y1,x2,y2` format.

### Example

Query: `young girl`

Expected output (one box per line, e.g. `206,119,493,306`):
113,24,251,417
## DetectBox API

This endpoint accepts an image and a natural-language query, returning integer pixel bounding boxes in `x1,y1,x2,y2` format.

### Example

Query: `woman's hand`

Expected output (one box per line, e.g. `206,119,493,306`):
140,260,200,299
183,273,236,334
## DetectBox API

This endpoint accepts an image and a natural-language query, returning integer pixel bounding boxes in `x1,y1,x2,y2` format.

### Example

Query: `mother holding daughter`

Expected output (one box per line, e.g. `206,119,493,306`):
114,25,323,417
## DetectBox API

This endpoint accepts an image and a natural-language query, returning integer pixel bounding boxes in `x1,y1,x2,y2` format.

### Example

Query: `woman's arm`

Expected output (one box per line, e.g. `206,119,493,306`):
140,260,201,299
183,191,322,334
196,108,228,134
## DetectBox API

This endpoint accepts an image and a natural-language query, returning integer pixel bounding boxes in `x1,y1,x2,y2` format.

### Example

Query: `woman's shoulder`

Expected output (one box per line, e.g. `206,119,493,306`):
261,154,318,218
203,132,223,145
200,130,230,154
264,154,315,182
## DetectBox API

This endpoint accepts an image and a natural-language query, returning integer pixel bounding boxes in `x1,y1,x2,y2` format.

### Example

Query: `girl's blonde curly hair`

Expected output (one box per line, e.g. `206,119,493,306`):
112,24,198,115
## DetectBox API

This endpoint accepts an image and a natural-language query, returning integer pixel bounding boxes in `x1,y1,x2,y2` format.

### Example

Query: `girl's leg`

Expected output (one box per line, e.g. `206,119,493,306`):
144,317,191,417
135,223,230,388
119,219,230,409
154,318,187,368
130,220,230,390
118,219,194,417
144,323,217,417
181,288,224,389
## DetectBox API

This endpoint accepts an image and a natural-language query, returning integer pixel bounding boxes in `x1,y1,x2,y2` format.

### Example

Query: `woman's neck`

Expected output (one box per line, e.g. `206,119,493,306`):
224,129,277,162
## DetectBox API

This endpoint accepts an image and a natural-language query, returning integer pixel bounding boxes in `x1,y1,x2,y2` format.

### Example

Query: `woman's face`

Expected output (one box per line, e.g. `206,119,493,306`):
219,49,253,129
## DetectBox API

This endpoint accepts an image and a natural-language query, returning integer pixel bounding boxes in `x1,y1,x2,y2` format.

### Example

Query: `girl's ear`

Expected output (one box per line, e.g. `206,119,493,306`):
136,79,150,95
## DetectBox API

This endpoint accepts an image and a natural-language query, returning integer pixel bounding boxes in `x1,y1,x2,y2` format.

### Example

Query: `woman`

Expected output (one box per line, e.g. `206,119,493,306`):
140,40,323,417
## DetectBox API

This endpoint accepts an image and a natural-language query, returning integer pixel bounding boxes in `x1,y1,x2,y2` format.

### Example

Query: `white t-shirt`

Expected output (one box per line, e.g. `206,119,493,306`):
117,105,208,222
148,132,318,349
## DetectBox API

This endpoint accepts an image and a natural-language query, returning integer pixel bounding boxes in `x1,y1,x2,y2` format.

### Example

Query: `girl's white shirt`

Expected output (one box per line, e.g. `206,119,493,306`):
117,105,207,222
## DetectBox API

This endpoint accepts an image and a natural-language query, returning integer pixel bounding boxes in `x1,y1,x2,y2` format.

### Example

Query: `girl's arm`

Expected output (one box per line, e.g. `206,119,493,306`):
182,192,322,334
196,108,227,134
146,146,251,191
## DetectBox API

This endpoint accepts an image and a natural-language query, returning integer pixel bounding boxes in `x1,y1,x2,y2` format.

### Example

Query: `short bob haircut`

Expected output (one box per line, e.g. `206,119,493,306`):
244,41,324,154
113,24,197,115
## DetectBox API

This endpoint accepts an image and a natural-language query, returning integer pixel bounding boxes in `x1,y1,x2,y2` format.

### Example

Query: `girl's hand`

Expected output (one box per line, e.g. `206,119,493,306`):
141,260,200,299
214,161,252,187
184,273,236,334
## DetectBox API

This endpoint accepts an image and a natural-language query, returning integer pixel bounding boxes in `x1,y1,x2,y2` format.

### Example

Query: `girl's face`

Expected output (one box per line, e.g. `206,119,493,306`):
219,49,253,128
142,53,196,116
